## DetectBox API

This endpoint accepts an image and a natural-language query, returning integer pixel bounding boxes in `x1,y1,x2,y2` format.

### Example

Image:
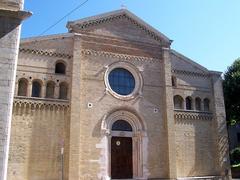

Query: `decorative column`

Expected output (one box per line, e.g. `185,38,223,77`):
14,80,18,96
183,98,186,110
192,98,196,111
54,84,60,99
0,1,31,180
210,71,231,179
27,81,32,97
162,47,177,179
41,83,46,98
201,100,204,112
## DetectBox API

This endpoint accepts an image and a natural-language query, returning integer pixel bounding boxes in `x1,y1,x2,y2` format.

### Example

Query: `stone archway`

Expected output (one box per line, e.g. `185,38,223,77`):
101,109,148,179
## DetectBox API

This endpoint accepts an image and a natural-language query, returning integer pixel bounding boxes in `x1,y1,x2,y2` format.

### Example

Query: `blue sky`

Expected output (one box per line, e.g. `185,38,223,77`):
22,0,240,72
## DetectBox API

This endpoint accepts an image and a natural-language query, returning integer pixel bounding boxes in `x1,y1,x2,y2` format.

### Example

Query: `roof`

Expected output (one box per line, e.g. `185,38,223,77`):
20,33,73,44
171,49,209,72
66,9,172,45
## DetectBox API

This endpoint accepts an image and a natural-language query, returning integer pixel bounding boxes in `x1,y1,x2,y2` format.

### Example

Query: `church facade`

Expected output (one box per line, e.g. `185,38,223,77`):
7,10,231,180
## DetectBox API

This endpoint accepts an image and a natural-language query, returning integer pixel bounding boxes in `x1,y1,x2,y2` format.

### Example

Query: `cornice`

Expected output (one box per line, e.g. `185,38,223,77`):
13,97,70,110
0,9,31,20
70,13,168,45
81,49,160,63
174,110,213,121
19,48,73,59
172,69,210,78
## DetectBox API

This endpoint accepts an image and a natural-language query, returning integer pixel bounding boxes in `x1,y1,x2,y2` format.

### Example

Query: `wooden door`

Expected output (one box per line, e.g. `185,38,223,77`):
111,137,133,179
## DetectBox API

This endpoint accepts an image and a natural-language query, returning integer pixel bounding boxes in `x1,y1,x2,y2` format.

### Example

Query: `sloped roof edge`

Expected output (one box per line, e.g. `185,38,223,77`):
171,49,209,72
67,9,172,44
20,33,74,44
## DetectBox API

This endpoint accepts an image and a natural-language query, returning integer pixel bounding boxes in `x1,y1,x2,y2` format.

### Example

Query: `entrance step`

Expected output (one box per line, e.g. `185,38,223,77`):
177,176,224,180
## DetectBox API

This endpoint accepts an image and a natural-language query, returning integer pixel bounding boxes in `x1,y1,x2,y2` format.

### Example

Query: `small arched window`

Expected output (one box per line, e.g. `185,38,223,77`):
186,96,192,110
55,62,66,74
195,97,201,111
171,76,177,87
18,78,28,96
32,81,41,97
46,81,55,98
173,95,184,109
59,82,68,99
112,120,132,132
204,98,210,111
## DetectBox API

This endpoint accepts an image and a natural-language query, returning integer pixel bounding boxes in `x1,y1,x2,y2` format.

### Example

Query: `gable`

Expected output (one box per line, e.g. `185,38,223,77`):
170,50,209,73
67,9,171,46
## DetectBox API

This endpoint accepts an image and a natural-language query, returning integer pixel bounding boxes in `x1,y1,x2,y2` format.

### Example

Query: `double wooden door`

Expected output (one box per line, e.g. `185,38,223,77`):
111,136,133,179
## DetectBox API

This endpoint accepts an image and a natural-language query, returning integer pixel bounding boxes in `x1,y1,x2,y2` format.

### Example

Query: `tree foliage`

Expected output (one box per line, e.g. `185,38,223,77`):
230,147,240,166
223,58,240,125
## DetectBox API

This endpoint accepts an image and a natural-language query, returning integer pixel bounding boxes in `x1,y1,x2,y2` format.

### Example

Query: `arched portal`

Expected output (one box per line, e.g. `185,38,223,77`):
111,120,133,179
101,109,147,179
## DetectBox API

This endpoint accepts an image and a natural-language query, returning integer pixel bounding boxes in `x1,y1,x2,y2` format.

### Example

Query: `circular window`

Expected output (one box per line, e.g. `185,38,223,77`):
105,62,143,100
108,68,135,96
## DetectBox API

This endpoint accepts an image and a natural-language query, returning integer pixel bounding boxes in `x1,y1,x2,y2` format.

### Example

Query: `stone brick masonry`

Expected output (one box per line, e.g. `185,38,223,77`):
0,1,30,180
7,9,231,180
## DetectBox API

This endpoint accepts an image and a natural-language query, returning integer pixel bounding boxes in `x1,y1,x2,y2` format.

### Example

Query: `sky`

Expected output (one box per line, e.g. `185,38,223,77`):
21,0,240,72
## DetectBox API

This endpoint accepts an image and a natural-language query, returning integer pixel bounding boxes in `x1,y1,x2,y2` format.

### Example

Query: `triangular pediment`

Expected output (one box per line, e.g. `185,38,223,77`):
67,9,171,46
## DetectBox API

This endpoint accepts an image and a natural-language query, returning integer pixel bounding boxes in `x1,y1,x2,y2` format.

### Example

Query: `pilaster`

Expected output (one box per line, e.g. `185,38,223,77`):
162,47,177,179
68,34,82,180
211,71,231,179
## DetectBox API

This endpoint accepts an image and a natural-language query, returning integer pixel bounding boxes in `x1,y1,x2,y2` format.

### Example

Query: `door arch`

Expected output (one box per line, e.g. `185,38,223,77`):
101,109,147,179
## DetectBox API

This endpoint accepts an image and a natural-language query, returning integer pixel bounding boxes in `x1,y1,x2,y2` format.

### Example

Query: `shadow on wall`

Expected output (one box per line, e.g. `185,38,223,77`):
217,118,231,176
0,16,21,38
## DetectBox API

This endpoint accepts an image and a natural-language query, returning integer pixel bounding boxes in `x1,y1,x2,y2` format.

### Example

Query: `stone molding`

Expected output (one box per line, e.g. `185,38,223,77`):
0,9,31,20
13,97,69,110
172,69,210,78
72,14,164,43
19,48,73,59
81,49,160,63
174,110,213,121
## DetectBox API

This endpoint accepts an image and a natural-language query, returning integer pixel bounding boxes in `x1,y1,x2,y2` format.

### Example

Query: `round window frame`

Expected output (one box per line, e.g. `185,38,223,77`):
104,62,143,100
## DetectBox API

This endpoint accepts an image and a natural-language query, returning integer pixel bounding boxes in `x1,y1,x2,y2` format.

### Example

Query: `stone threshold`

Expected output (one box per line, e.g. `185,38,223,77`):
177,176,223,180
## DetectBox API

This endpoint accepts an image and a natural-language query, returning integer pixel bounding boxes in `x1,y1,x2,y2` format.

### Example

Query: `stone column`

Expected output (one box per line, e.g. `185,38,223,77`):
201,100,204,112
210,71,231,179
54,84,60,99
0,1,31,180
27,81,32,97
192,98,196,110
41,83,46,98
162,47,177,179
14,80,18,96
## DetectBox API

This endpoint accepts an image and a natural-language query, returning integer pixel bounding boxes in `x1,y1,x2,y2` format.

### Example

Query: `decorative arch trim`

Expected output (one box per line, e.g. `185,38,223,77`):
101,107,146,135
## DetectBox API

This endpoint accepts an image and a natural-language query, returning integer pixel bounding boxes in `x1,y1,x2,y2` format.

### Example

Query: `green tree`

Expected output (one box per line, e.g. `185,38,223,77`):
223,58,240,125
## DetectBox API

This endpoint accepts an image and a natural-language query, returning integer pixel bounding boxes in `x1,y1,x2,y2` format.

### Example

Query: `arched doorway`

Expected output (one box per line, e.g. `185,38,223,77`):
101,109,147,179
111,120,133,179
